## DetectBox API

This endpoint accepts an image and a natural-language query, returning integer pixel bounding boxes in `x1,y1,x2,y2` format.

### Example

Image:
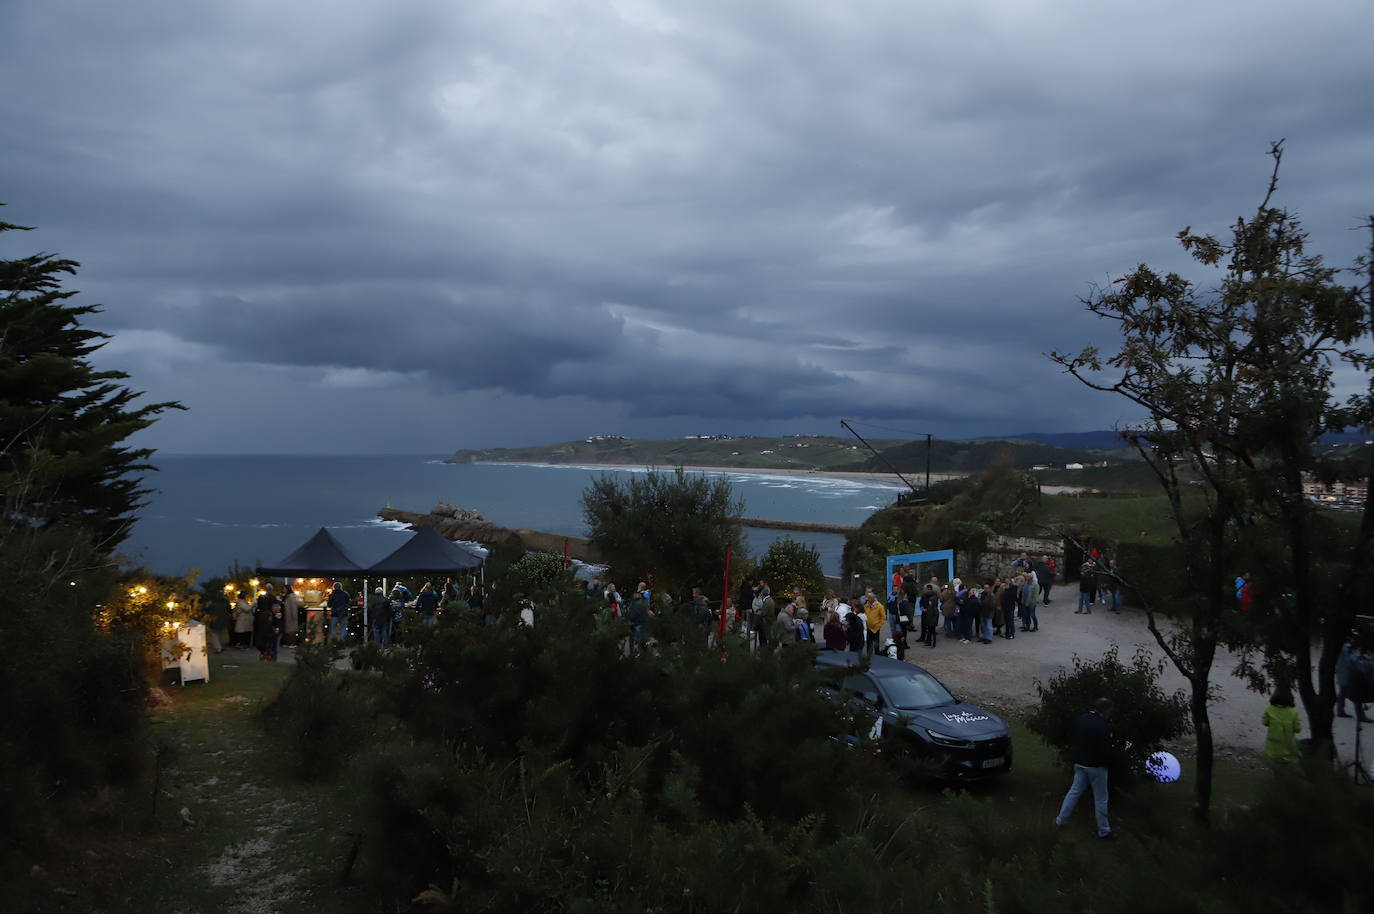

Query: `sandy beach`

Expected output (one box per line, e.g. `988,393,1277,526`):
477,461,953,489
474,462,1099,495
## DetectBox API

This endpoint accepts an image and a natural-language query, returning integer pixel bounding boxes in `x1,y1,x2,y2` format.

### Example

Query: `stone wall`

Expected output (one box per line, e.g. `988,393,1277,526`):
958,534,1065,583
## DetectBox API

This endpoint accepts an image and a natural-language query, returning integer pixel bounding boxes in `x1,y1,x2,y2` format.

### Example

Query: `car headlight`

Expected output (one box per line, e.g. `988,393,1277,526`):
924,728,975,749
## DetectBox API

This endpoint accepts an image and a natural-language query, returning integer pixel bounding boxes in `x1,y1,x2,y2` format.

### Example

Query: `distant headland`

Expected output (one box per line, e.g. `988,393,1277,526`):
444,432,1135,479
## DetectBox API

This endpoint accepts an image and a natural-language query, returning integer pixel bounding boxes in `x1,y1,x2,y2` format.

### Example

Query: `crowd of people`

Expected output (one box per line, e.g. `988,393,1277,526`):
586,550,1139,660
214,577,480,660
690,551,1132,659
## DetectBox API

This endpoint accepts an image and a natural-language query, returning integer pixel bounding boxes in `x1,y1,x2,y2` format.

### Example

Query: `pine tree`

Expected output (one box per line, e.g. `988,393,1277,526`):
0,207,182,560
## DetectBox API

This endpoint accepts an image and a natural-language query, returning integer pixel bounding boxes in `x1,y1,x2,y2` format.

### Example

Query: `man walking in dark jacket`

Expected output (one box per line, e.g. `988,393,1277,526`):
1055,697,1115,838
1075,559,1099,615
1035,556,1055,605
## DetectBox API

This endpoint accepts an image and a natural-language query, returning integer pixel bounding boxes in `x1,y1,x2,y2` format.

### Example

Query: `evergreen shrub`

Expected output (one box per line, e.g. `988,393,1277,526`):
264,643,375,780
1028,644,1190,779
756,535,825,598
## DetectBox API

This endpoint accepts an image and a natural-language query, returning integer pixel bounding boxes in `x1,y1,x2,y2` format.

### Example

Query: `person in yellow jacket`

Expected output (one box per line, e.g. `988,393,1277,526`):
1261,683,1302,763
861,592,887,656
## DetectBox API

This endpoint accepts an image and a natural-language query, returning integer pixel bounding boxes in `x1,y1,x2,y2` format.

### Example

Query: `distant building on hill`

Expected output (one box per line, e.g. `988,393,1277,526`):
1301,472,1367,505
1064,462,1084,470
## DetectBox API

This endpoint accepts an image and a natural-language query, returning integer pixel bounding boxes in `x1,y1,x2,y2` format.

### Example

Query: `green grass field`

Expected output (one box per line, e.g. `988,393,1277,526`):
113,656,358,914
1031,490,1203,545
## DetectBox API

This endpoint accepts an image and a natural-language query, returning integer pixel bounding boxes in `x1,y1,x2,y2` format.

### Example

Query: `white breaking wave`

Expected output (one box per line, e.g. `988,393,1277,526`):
359,519,411,533
470,462,904,491
453,539,490,557
192,517,288,528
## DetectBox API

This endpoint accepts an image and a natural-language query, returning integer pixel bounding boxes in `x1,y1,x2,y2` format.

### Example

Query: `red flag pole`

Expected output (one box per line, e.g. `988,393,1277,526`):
718,545,732,642
562,538,570,570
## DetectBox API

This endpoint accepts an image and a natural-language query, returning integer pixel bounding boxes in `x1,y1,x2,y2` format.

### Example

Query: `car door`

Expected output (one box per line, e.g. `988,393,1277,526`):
842,673,884,740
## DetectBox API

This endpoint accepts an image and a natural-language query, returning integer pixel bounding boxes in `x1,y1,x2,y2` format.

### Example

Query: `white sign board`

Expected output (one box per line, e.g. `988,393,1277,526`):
163,621,210,685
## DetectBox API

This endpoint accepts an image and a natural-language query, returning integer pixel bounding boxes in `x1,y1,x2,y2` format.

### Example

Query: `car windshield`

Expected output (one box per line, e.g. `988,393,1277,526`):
880,669,956,709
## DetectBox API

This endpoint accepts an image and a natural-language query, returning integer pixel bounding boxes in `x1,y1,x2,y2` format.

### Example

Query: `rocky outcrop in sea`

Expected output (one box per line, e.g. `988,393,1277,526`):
377,502,604,564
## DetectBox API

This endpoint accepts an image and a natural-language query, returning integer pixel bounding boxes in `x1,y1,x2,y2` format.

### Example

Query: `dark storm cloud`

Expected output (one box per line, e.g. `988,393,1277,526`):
3,0,1373,450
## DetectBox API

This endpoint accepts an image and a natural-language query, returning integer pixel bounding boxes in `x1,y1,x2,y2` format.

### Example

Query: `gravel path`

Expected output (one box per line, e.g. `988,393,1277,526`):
896,600,1367,767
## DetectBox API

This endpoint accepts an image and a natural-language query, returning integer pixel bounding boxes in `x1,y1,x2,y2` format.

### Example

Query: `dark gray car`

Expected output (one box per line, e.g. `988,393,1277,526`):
816,652,1013,779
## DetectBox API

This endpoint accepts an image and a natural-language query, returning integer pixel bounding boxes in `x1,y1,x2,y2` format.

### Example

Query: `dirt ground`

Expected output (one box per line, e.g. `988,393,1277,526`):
895,598,1368,768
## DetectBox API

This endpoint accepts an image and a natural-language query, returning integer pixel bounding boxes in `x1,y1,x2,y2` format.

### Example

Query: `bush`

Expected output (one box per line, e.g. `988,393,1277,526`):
507,551,569,596
1028,644,1190,779
264,643,375,779
282,593,900,908
0,547,152,867
582,467,744,601
755,535,825,598
1209,768,1374,913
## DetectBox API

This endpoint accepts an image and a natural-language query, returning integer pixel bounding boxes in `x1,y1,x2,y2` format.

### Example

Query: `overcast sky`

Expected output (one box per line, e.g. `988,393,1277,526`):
4,0,1372,454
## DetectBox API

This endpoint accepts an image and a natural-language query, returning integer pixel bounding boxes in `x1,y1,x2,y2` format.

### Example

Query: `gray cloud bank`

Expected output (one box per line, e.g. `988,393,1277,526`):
3,0,1372,452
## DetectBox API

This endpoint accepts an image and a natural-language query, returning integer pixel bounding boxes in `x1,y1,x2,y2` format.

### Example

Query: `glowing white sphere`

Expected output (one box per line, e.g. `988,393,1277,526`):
1146,751,1182,783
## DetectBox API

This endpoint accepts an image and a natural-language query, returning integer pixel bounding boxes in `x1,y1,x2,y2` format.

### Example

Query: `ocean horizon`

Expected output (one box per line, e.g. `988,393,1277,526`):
124,455,905,579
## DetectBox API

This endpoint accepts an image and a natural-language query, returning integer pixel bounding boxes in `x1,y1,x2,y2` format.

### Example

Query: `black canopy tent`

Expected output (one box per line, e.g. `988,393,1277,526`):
367,527,487,628
256,527,366,577
367,526,485,575
257,526,488,639
257,527,370,639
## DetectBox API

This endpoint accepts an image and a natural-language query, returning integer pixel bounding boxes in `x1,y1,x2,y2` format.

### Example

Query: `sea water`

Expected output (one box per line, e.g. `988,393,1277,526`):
123,455,904,578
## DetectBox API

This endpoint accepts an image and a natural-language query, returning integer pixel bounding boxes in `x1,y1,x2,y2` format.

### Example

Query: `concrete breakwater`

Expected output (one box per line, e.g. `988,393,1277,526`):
378,502,855,565
736,517,858,534
377,505,606,564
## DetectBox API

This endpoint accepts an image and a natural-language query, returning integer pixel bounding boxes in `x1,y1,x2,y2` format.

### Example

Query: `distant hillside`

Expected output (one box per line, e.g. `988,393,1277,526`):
978,430,1127,450
992,429,1372,449
448,433,1137,477
446,436,897,471
835,438,1128,475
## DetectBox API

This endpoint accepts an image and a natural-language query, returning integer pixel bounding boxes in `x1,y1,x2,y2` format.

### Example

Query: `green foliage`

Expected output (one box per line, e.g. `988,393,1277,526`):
1028,645,1191,779
755,535,825,597
845,527,923,586
268,597,902,909
1209,769,1374,913
0,208,181,870
839,437,1110,475
0,524,159,870
257,594,1374,914
506,551,569,596
264,644,375,780
582,467,744,601
0,210,182,551
843,465,1037,579
1051,146,1374,816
